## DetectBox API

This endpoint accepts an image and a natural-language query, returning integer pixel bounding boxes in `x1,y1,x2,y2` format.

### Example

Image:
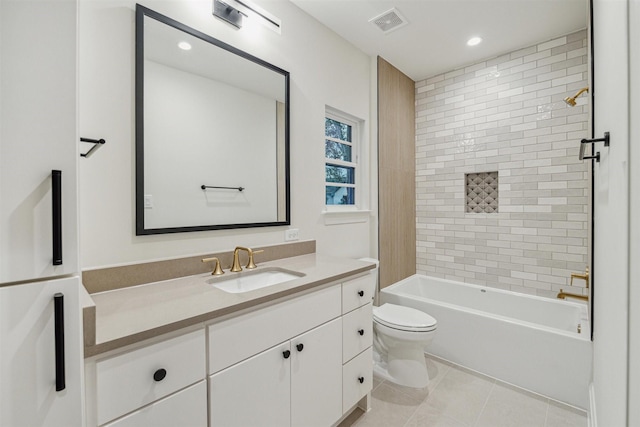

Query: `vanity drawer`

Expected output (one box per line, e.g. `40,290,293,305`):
102,381,207,427
342,274,375,314
342,347,373,413
95,329,206,426
342,303,373,363
208,284,341,374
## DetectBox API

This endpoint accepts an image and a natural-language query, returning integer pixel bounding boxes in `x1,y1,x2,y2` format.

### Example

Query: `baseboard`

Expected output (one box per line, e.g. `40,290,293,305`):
588,382,597,427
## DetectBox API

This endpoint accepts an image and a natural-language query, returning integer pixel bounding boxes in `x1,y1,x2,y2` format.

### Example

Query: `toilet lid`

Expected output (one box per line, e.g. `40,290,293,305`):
373,303,437,332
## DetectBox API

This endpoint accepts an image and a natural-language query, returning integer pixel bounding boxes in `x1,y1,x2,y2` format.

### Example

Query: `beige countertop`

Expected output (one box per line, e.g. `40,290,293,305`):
84,254,375,357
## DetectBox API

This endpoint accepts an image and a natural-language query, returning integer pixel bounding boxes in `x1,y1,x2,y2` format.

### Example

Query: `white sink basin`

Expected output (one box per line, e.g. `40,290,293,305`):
208,268,304,294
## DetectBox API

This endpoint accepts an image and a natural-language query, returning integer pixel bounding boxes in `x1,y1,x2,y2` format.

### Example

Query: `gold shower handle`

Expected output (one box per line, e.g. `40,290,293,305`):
570,266,589,288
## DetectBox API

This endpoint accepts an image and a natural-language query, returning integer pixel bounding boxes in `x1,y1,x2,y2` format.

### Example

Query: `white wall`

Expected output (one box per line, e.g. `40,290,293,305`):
628,0,640,424
79,0,373,268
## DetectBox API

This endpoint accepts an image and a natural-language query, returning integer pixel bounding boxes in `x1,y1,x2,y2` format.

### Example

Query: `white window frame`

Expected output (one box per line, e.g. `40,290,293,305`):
323,106,370,223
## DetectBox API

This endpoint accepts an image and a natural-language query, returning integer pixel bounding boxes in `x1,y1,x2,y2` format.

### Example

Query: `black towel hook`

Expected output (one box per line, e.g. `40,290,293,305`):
80,137,106,158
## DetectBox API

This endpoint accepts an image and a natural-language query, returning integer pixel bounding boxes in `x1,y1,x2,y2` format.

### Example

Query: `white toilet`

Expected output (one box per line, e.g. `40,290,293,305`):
372,303,437,388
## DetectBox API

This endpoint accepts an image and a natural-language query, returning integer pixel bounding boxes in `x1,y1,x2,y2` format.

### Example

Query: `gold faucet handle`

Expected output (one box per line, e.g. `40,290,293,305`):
246,250,264,269
202,257,224,275
570,267,589,287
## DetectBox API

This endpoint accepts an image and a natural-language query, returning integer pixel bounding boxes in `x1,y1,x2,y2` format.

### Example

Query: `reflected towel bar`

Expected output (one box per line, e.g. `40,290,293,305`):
201,185,244,192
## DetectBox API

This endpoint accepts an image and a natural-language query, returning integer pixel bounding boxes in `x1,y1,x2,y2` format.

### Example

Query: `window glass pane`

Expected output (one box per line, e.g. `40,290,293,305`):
325,140,352,162
326,186,355,205
325,118,352,142
325,165,355,184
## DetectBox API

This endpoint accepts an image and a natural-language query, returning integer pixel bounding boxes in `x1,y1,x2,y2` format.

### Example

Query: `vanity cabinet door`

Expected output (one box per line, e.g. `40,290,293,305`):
209,342,291,427
291,318,342,427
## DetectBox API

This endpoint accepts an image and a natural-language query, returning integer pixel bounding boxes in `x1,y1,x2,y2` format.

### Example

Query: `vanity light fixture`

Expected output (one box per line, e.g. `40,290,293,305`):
235,0,281,30
467,36,482,46
213,0,246,29
177,41,192,50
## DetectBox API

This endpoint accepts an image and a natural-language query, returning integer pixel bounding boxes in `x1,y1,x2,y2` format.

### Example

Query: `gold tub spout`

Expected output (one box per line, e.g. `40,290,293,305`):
557,289,589,301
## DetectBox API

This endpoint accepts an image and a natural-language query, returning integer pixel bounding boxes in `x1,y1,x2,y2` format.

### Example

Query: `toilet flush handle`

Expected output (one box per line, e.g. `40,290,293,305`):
358,290,364,297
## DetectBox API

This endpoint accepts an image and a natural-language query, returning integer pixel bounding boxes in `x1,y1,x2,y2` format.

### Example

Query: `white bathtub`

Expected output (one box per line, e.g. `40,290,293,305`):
380,274,592,409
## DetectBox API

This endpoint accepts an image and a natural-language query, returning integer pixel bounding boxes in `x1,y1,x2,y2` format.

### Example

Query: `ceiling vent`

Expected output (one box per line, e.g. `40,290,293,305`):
369,8,408,34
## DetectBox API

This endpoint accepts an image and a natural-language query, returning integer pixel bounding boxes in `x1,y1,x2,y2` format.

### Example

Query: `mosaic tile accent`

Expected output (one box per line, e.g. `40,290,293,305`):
466,172,499,213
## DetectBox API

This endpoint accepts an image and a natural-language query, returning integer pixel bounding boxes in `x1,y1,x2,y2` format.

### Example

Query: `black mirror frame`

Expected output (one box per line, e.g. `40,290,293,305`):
135,4,290,235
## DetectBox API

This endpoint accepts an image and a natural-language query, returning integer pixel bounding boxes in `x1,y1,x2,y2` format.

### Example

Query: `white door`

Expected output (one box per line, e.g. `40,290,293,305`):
591,0,632,425
0,277,84,427
0,0,79,284
291,318,342,427
626,0,640,425
209,342,291,427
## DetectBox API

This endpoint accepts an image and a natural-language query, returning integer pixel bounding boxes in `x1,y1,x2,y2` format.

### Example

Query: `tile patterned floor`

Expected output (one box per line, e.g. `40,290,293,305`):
340,355,587,427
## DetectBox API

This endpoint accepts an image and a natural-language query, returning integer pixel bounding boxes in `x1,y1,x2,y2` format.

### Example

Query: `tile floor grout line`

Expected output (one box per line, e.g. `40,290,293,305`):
543,399,551,427
473,379,497,427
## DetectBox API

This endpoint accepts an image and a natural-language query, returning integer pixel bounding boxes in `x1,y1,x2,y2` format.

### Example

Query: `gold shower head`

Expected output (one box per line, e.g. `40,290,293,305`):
564,87,589,106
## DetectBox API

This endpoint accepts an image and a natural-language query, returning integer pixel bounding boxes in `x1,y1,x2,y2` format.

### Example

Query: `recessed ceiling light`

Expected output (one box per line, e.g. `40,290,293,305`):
467,37,482,46
178,41,192,51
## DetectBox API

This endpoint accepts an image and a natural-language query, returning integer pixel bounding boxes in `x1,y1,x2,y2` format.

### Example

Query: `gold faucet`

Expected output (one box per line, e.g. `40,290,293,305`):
557,267,589,301
230,247,264,272
202,257,224,275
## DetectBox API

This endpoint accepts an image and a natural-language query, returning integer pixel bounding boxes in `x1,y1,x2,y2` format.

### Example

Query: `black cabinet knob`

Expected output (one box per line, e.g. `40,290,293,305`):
296,343,304,352
358,290,364,297
358,329,365,336
358,376,365,384
283,350,291,359
153,368,167,382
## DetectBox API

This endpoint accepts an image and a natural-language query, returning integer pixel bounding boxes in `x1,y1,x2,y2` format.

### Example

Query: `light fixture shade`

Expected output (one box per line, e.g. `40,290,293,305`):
213,0,243,28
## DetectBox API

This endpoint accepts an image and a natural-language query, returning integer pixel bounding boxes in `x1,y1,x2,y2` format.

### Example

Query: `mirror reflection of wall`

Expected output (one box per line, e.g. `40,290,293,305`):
144,60,278,227
136,6,290,234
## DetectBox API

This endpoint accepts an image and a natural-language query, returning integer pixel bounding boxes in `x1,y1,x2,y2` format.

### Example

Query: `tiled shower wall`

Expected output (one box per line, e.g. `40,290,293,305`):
415,30,590,298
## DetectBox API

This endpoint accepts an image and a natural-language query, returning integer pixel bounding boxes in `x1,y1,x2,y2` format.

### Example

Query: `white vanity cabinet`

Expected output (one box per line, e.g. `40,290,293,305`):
208,273,375,427
85,270,375,427
207,284,343,427
209,318,342,427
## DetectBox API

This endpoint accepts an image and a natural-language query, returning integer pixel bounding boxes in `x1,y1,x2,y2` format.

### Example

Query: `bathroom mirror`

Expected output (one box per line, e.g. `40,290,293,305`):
135,5,290,235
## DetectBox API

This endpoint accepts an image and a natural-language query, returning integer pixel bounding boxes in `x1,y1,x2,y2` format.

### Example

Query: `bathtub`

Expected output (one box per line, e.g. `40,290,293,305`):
380,274,592,409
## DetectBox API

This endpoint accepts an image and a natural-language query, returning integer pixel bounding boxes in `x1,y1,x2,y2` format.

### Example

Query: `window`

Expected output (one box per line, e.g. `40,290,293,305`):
325,111,359,206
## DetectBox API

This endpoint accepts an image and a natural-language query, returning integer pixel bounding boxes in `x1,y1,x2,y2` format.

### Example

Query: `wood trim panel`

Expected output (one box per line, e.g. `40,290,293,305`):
377,57,416,288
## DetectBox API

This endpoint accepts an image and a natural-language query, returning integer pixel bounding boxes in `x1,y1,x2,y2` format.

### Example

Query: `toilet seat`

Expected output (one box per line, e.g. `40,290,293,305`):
373,303,437,332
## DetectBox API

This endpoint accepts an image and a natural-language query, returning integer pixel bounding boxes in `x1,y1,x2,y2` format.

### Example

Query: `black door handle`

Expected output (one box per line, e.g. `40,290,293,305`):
358,376,365,384
358,329,364,336
296,343,304,352
52,170,62,266
54,293,65,391
283,350,291,359
358,290,364,297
